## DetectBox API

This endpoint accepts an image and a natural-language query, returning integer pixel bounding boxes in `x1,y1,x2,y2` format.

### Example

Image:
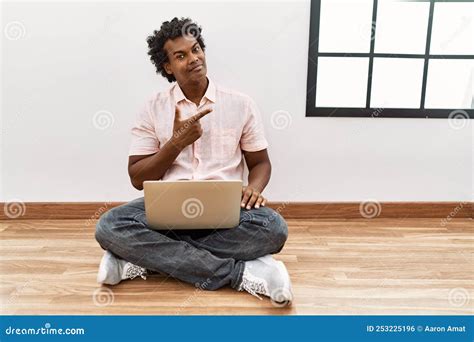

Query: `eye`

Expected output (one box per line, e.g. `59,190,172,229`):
177,54,184,60
193,46,200,52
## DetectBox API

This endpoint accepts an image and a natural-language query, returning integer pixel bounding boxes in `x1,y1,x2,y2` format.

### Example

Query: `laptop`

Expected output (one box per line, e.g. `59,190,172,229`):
143,180,243,230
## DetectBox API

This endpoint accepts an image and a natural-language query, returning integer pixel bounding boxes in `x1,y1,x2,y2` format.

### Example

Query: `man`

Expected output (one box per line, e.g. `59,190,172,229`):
95,17,293,304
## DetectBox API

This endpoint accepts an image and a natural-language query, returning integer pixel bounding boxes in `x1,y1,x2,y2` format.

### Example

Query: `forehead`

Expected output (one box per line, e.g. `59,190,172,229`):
164,35,198,54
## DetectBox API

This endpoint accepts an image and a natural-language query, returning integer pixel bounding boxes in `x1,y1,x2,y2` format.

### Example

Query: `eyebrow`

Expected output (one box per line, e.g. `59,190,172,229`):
173,42,199,55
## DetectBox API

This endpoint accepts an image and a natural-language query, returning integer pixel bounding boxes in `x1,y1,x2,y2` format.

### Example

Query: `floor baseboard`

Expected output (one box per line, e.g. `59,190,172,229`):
0,201,472,220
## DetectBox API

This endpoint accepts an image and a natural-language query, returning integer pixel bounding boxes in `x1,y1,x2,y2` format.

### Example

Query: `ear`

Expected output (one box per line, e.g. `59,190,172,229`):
164,62,173,75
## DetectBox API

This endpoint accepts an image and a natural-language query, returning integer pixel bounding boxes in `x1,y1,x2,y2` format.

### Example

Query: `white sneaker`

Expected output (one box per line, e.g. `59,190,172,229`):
238,255,293,306
97,251,147,285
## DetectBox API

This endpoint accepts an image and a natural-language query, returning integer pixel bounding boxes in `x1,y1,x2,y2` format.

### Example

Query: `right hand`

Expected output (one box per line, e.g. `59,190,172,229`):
171,106,213,150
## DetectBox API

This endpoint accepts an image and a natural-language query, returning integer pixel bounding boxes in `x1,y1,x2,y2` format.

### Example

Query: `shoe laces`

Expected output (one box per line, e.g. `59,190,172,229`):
238,267,269,300
125,263,147,280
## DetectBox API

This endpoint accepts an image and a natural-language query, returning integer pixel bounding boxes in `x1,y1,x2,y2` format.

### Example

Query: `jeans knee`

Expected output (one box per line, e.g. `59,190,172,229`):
274,215,289,248
261,207,288,249
95,210,114,248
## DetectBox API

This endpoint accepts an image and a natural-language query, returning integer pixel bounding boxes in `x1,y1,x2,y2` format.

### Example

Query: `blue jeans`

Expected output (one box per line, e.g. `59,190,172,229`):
95,197,288,290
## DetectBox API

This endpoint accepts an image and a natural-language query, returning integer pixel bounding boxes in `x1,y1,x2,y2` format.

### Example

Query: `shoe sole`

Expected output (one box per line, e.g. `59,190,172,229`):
275,261,293,305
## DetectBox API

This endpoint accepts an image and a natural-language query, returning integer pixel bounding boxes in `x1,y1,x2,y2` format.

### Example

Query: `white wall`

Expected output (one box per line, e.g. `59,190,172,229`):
1,0,472,202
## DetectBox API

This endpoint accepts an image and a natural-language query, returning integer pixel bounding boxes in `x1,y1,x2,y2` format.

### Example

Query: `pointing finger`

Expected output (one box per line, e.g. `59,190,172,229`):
190,108,213,122
174,106,182,122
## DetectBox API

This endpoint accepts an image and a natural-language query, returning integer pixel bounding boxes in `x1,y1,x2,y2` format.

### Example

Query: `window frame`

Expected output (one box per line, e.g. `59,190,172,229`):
305,0,474,119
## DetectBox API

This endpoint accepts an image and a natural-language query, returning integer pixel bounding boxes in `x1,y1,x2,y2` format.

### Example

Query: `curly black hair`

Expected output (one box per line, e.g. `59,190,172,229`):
146,17,206,83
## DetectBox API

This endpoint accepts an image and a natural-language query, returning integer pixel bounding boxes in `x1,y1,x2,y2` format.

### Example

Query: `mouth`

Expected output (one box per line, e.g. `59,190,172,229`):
189,64,203,72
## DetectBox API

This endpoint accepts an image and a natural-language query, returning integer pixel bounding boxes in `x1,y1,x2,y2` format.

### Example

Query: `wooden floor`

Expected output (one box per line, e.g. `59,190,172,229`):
0,217,472,315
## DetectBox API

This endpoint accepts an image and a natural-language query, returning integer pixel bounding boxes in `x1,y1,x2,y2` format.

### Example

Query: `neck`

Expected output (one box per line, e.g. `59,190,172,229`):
179,77,209,106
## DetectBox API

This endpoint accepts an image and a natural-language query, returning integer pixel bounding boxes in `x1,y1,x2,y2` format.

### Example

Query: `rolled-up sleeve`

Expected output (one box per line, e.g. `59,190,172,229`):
128,100,160,156
240,97,269,152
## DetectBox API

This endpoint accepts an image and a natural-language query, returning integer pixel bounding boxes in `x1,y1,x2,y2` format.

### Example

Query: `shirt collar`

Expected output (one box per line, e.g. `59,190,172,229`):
173,77,216,105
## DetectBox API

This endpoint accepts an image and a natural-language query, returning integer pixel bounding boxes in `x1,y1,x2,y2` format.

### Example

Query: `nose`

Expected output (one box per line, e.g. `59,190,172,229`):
189,54,199,64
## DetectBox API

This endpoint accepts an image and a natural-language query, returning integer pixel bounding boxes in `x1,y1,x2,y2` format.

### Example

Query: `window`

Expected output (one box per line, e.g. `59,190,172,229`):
305,0,474,118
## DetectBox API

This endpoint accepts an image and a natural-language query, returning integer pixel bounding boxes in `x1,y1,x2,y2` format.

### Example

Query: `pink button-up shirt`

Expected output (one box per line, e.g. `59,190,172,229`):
128,78,268,181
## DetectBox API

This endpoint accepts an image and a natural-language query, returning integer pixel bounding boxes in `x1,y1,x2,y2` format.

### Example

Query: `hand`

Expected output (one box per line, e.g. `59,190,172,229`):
171,106,213,150
241,186,267,210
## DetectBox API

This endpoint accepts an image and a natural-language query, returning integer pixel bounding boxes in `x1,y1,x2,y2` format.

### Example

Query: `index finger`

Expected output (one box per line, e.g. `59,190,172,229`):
241,187,253,208
174,106,182,122
190,108,213,122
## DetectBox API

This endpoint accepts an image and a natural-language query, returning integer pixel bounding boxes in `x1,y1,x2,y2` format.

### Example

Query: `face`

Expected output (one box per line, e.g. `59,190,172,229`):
163,35,207,85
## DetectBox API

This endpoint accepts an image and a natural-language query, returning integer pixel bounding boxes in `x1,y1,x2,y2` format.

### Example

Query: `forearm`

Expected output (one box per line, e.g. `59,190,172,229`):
247,161,271,193
129,139,183,190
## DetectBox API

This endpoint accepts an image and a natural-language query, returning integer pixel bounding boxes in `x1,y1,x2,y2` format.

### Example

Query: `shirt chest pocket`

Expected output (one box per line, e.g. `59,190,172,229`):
211,128,239,161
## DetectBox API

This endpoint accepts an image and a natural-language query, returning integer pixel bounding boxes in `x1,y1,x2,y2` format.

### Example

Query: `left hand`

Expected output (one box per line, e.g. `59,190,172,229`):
241,186,267,210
